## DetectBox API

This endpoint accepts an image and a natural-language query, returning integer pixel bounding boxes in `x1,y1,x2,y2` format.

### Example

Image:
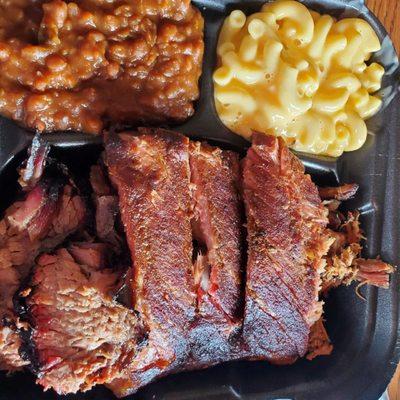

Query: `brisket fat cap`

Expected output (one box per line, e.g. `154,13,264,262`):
19,245,143,395
242,133,332,362
0,179,86,372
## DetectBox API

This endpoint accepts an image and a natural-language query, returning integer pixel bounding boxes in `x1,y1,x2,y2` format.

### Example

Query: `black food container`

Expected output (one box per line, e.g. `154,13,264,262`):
0,0,399,399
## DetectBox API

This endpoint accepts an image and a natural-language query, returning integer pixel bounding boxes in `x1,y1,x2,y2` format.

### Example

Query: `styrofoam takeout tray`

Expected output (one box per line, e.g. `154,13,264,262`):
0,0,399,399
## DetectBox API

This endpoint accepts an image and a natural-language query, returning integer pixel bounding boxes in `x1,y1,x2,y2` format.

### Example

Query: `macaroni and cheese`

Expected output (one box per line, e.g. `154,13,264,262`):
213,0,384,157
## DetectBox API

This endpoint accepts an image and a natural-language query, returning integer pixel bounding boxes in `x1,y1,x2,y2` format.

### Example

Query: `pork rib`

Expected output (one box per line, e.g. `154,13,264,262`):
188,141,243,365
104,129,196,396
242,133,332,362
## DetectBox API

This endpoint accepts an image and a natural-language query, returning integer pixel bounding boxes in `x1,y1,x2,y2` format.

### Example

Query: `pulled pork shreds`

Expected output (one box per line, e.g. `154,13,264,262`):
322,242,361,292
321,195,394,292
321,211,363,292
314,188,395,359
319,184,359,201
355,259,394,289
306,318,333,361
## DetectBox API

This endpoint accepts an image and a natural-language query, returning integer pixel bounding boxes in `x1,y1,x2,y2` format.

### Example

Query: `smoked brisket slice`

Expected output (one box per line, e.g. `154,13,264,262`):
104,129,196,396
0,180,85,371
18,244,143,394
242,133,331,363
188,141,243,365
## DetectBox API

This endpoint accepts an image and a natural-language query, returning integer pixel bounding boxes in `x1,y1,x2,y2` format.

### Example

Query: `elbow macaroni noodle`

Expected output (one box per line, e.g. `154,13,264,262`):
213,0,385,157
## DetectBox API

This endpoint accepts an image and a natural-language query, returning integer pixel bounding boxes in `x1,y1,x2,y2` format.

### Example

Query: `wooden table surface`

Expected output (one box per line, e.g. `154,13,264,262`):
366,0,400,54
365,2,400,398
365,1,399,398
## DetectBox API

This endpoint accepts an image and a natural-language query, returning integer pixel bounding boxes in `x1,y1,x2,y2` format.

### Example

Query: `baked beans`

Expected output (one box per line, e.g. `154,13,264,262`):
0,0,204,133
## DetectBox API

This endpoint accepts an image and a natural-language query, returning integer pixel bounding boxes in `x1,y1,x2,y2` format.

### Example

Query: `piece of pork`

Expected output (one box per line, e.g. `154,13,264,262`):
69,242,110,270
242,133,332,363
354,259,394,289
188,141,243,364
318,184,359,201
104,129,196,397
321,208,394,292
17,245,143,394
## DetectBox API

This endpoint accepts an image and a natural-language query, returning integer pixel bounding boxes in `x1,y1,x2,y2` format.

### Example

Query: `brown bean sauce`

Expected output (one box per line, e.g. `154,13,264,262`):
0,0,204,134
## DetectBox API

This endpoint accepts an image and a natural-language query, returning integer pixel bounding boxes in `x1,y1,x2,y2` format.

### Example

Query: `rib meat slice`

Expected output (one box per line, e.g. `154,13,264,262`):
0,180,86,371
242,133,331,363
18,245,143,394
188,141,243,364
104,129,195,396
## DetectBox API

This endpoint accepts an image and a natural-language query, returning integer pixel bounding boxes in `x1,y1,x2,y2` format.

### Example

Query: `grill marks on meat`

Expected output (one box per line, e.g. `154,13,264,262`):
242,133,331,362
0,177,86,371
188,141,243,364
105,129,196,392
19,245,143,394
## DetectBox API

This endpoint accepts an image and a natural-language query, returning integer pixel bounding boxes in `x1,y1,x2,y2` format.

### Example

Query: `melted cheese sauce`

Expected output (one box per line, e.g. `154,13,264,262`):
213,0,384,157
